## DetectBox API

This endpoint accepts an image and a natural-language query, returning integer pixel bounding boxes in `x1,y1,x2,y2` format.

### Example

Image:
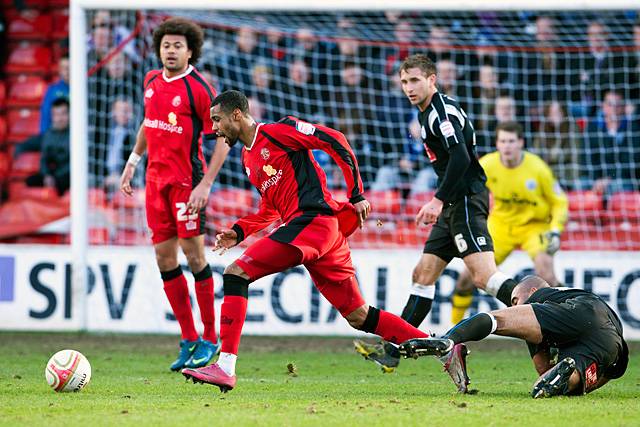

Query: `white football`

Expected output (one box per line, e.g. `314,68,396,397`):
45,349,91,392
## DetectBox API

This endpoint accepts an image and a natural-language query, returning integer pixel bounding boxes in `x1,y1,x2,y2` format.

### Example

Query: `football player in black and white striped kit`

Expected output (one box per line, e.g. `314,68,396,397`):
356,54,520,373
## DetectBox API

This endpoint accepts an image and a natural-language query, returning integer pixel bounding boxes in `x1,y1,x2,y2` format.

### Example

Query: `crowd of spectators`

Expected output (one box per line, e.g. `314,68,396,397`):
79,10,640,198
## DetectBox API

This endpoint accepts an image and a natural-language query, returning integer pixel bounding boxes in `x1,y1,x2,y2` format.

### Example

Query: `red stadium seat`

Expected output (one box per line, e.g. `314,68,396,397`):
366,190,402,217
6,109,41,143
7,179,27,199
51,9,69,41
7,180,58,201
566,190,605,224
0,116,7,144
607,192,640,223
21,186,58,201
7,12,52,41
0,151,12,183
88,188,107,208
608,192,640,212
111,189,145,209
5,44,52,75
49,0,70,7
567,190,604,211
208,189,256,218
89,228,110,245
404,191,435,218
15,234,67,244
114,229,149,246
1,0,50,9
10,152,41,178
6,75,47,109
0,81,6,110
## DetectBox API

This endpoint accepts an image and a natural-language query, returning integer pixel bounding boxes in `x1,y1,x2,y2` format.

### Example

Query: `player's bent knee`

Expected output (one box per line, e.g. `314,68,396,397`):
223,262,249,279
345,304,368,329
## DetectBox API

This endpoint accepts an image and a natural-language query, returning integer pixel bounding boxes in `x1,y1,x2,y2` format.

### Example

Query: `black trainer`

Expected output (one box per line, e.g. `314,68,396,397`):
398,337,454,359
353,339,400,373
531,357,576,398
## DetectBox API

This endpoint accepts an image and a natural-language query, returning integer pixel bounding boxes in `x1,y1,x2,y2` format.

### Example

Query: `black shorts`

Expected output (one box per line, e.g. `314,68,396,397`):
423,189,494,262
530,295,628,394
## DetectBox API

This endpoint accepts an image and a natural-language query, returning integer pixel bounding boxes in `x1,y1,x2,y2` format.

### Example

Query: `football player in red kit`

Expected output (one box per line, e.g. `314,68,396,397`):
181,90,430,392
120,18,230,371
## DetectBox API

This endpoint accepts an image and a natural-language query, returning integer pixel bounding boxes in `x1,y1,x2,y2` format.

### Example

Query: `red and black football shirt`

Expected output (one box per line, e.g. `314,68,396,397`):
142,65,217,188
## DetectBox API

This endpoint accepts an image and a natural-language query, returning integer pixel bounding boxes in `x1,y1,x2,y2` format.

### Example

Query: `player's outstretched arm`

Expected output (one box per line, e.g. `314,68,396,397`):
230,197,281,245
120,125,147,196
187,137,231,214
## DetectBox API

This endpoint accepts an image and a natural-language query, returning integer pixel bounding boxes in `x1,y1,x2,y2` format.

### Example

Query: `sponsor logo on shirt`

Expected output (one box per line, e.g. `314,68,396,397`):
145,88,154,98
261,148,270,160
584,362,598,391
439,120,455,138
143,117,184,134
295,121,316,135
260,167,283,193
172,95,181,107
526,179,537,191
424,144,437,163
263,164,277,177
168,112,177,126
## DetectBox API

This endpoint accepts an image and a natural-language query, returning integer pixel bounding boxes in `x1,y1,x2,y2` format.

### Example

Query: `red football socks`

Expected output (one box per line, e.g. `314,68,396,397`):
220,295,248,355
219,274,251,355
374,309,429,344
194,265,217,343
162,267,198,341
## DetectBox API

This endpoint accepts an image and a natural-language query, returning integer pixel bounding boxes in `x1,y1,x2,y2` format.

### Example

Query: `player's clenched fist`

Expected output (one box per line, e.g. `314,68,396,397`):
415,197,443,225
214,229,239,254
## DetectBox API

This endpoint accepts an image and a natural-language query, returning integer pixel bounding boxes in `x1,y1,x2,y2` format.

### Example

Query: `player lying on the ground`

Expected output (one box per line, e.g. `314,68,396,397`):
397,275,629,397
181,90,432,392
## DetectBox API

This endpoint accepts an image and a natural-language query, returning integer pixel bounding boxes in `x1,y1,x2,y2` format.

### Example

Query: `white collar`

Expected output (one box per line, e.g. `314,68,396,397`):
246,123,263,151
162,64,193,82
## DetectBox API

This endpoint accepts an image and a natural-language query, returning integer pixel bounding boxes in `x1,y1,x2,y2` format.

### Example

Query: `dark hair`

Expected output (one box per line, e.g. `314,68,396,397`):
399,54,437,77
153,18,204,65
52,97,70,109
212,90,249,115
495,121,524,139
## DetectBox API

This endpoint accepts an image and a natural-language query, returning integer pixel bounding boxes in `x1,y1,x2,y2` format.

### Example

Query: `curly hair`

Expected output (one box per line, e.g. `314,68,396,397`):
153,18,204,65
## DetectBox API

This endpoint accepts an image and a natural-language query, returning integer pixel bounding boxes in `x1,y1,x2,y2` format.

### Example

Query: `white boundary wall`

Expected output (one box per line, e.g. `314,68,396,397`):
1,246,639,339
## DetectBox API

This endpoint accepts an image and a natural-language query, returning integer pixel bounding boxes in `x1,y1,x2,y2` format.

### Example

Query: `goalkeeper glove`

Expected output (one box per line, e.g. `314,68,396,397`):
544,231,561,255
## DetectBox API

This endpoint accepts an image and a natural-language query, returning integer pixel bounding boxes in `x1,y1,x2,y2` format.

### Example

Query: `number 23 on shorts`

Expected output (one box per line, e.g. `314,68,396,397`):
175,202,198,221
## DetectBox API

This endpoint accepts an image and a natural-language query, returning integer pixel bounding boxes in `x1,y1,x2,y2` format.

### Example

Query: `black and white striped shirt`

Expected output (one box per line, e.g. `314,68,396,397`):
417,92,486,202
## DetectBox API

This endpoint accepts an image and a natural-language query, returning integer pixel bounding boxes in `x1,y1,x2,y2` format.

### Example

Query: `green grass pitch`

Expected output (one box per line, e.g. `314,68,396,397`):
0,332,638,426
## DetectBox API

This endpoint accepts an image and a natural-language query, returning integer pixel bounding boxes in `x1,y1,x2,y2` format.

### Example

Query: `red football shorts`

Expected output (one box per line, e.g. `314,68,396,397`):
234,215,365,317
145,180,205,244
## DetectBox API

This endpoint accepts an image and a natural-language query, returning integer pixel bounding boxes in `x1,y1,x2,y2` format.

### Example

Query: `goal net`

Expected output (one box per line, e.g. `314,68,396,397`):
82,7,640,250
